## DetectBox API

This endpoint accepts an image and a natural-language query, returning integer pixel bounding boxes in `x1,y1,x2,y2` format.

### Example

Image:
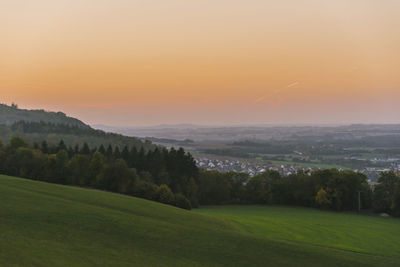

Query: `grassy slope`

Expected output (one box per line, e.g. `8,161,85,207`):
195,205,400,258
1,176,399,267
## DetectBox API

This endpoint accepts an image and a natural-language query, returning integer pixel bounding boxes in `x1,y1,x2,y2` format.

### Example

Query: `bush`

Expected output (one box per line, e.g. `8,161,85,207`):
175,194,192,210
156,184,175,205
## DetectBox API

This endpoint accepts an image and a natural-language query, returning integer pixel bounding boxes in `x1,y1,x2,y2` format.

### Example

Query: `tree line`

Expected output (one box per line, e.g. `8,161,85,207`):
0,137,197,210
197,169,400,216
0,136,399,216
0,121,155,152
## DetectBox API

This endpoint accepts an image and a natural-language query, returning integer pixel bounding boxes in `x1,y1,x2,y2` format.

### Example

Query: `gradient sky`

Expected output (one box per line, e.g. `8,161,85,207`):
1,0,400,126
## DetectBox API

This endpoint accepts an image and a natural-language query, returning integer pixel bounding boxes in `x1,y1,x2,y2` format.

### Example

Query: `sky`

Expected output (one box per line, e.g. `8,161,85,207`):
1,0,400,126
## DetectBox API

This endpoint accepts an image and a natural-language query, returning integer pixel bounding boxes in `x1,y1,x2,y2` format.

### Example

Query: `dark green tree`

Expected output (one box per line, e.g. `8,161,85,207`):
80,143,91,155
98,144,106,155
373,171,400,214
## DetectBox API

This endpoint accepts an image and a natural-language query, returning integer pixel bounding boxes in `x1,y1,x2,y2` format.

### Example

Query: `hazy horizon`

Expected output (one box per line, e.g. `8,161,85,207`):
2,0,399,126
7,102,400,128
92,122,395,129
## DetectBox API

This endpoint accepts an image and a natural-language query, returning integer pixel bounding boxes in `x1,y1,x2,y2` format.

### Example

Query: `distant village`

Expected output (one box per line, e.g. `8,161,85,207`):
195,157,400,182
195,158,310,177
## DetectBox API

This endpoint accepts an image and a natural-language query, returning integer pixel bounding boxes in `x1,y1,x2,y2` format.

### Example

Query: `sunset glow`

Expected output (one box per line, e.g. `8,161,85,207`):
1,0,400,125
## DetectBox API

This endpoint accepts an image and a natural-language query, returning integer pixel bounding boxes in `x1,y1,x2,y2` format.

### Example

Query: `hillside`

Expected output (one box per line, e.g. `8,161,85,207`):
0,104,154,150
1,175,399,266
0,104,88,128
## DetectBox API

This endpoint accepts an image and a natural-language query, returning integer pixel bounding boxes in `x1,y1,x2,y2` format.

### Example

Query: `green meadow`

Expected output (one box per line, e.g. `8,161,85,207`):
1,174,399,266
195,205,400,258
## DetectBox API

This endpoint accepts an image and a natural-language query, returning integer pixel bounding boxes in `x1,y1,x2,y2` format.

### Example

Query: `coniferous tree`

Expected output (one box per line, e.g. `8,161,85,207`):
114,146,121,159
33,142,39,150
41,140,49,154
137,147,146,171
55,149,69,184
80,143,90,155
74,144,80,154
122,146,130,163
106,145,113,159
67,146,75,158
129,146,138,167
57,139,67,152
98,144,106,155
89,151,105,187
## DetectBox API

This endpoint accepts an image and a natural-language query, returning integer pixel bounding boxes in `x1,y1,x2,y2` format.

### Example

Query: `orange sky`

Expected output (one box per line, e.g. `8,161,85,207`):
1,0,400,126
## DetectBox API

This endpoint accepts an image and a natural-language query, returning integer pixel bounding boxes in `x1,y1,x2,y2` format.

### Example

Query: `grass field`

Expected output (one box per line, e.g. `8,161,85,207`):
1,175,400,266
195,205,400,258
267,159,344,169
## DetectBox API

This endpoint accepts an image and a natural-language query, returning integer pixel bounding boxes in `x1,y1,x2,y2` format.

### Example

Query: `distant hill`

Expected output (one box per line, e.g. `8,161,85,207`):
0,104,155,150
0,104,88,128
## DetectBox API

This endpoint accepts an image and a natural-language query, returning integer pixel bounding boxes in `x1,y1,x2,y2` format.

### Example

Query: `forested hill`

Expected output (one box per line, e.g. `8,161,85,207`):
0,104,88,128
0,104,155,150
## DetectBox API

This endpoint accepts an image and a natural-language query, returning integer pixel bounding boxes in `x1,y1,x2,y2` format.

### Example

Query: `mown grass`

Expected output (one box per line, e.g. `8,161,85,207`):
1,175,399,266
195,205,400,258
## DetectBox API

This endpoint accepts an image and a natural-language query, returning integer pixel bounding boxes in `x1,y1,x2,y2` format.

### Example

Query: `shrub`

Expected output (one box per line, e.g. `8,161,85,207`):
175,193,192,210
156,184,175,205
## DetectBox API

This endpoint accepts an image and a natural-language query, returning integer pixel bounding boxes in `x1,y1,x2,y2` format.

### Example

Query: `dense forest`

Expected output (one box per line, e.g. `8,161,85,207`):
0,121,155,151
0,104,155,150
0,136,399,215
0,104,87,127
0,136,197,209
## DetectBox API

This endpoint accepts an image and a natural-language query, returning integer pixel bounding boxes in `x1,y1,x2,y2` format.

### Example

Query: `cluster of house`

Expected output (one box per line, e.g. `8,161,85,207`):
195,158,315,177
357,164,400,181
195,158,400,181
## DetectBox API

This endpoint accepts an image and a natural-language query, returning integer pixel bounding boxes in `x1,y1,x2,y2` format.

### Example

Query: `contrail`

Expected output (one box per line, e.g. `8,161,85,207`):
253,95,266,104
286,82,299,88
